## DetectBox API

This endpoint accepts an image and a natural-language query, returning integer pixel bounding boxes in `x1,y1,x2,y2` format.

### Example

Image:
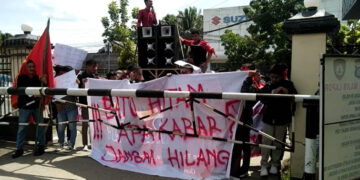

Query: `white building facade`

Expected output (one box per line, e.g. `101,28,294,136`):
203,1,346,69
319,0,344,21
203,6,251,68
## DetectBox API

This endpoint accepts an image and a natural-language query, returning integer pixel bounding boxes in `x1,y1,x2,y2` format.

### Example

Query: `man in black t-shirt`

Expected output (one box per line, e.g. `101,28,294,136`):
180,29,216,73
12,60,47,158
77,59,98,151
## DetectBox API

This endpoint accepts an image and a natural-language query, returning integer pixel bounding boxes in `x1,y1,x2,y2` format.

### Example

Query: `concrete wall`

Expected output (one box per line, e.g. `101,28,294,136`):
290,33,326,178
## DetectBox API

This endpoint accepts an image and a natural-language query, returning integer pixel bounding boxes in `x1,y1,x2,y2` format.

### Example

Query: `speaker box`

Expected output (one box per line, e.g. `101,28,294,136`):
156,25,179,68
138,26,158,68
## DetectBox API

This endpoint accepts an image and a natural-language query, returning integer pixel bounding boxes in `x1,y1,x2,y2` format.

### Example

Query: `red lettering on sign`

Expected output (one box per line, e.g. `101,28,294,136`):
102,96,115,120
197,148,208,167
141,125,155,143
218,150,230,165
101,145,117,162
168,148,180,169
91,105,103,140
148,98,162,114
207,116,221,136
187,83,206,103
128,124,141,144
167,148,230,168
181,117,193,140
171,119,182,140
185,149,195,166
197,116,208,136
118,129,133,146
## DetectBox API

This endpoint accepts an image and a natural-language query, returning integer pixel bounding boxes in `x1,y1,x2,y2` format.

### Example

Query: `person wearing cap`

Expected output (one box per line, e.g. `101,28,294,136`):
137,0,157,27
179,64,194,74
180,29,216,73
117,70,128,80
166,64,194,77
259,64,297,177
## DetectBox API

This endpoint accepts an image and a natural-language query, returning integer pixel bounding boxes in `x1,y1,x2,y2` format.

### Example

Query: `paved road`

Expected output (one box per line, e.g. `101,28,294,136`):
0,129,287,180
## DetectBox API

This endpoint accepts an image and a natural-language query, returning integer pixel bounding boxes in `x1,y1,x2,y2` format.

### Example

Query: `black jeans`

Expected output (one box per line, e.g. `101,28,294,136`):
230,118,251,176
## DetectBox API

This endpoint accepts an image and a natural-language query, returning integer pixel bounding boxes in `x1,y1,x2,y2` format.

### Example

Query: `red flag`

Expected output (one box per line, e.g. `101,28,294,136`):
11,20,54,109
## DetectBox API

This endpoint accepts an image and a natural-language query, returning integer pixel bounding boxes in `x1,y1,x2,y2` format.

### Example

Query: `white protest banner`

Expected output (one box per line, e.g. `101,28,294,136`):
87,71,248,179
250,101,265,157
53,43,87,70
54,70,78,99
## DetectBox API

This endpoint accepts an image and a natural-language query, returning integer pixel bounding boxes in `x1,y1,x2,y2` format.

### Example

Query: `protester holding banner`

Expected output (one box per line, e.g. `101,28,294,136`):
54,65,78,151
231,66,265,178
127,65,143,83
77,59,98,151
137,0,157,27
259,64,297,177
106,71,118,80
12,60,47,158
180,29,216,73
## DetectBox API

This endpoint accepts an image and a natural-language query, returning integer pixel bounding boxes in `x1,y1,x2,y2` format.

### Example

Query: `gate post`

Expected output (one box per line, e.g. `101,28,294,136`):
303,99,319,180
283,1,339,178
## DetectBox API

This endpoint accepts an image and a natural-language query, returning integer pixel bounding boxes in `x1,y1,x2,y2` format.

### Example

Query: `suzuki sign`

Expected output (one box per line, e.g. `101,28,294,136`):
211,15,249,25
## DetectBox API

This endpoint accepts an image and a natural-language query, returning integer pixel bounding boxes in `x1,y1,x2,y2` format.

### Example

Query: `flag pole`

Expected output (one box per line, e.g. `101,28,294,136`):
35,18,50,152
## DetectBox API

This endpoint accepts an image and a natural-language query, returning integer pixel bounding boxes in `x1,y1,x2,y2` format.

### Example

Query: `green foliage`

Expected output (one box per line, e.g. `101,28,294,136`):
162,14,177,25
327,20,360,54
160,7,203,37
0,31,12,45
118,40,137,69
221,0,303,72
178,7,203,38
131,7,139,20
101,0,137,69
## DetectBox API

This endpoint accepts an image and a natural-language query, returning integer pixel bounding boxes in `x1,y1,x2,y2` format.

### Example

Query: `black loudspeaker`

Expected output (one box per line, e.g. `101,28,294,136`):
138,26,157,68
156,25,179,68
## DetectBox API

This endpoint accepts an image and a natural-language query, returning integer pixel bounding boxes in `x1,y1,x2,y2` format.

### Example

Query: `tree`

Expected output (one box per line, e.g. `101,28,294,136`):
101,0,137,69
0,31,12,45
221,0,304,72
130,7,140,41
162,14,177,25
178,7,203,38
220,30,272,71
328,20,360,55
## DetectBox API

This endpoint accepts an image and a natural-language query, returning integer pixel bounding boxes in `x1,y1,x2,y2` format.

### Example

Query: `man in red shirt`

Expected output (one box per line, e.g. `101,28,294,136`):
137,0,157,27
180,29,216,73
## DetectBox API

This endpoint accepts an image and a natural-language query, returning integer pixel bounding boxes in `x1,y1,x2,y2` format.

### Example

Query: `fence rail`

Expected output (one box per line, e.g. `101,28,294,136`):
0,87,319,102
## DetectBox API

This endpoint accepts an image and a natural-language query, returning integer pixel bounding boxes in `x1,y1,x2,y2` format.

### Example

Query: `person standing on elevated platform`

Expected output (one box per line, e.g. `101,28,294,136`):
180,29,216,73
137,0,157,27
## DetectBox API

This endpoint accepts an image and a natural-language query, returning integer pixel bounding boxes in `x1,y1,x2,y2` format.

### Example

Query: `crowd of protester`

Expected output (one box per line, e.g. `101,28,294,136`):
11,58,297,179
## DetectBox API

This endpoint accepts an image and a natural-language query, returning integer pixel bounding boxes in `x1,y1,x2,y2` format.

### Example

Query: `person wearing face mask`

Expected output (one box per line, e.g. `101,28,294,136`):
137,0,157,27
259,64,297,177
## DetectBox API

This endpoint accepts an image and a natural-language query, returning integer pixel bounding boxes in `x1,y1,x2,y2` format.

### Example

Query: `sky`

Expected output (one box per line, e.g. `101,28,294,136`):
0,0,250,52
